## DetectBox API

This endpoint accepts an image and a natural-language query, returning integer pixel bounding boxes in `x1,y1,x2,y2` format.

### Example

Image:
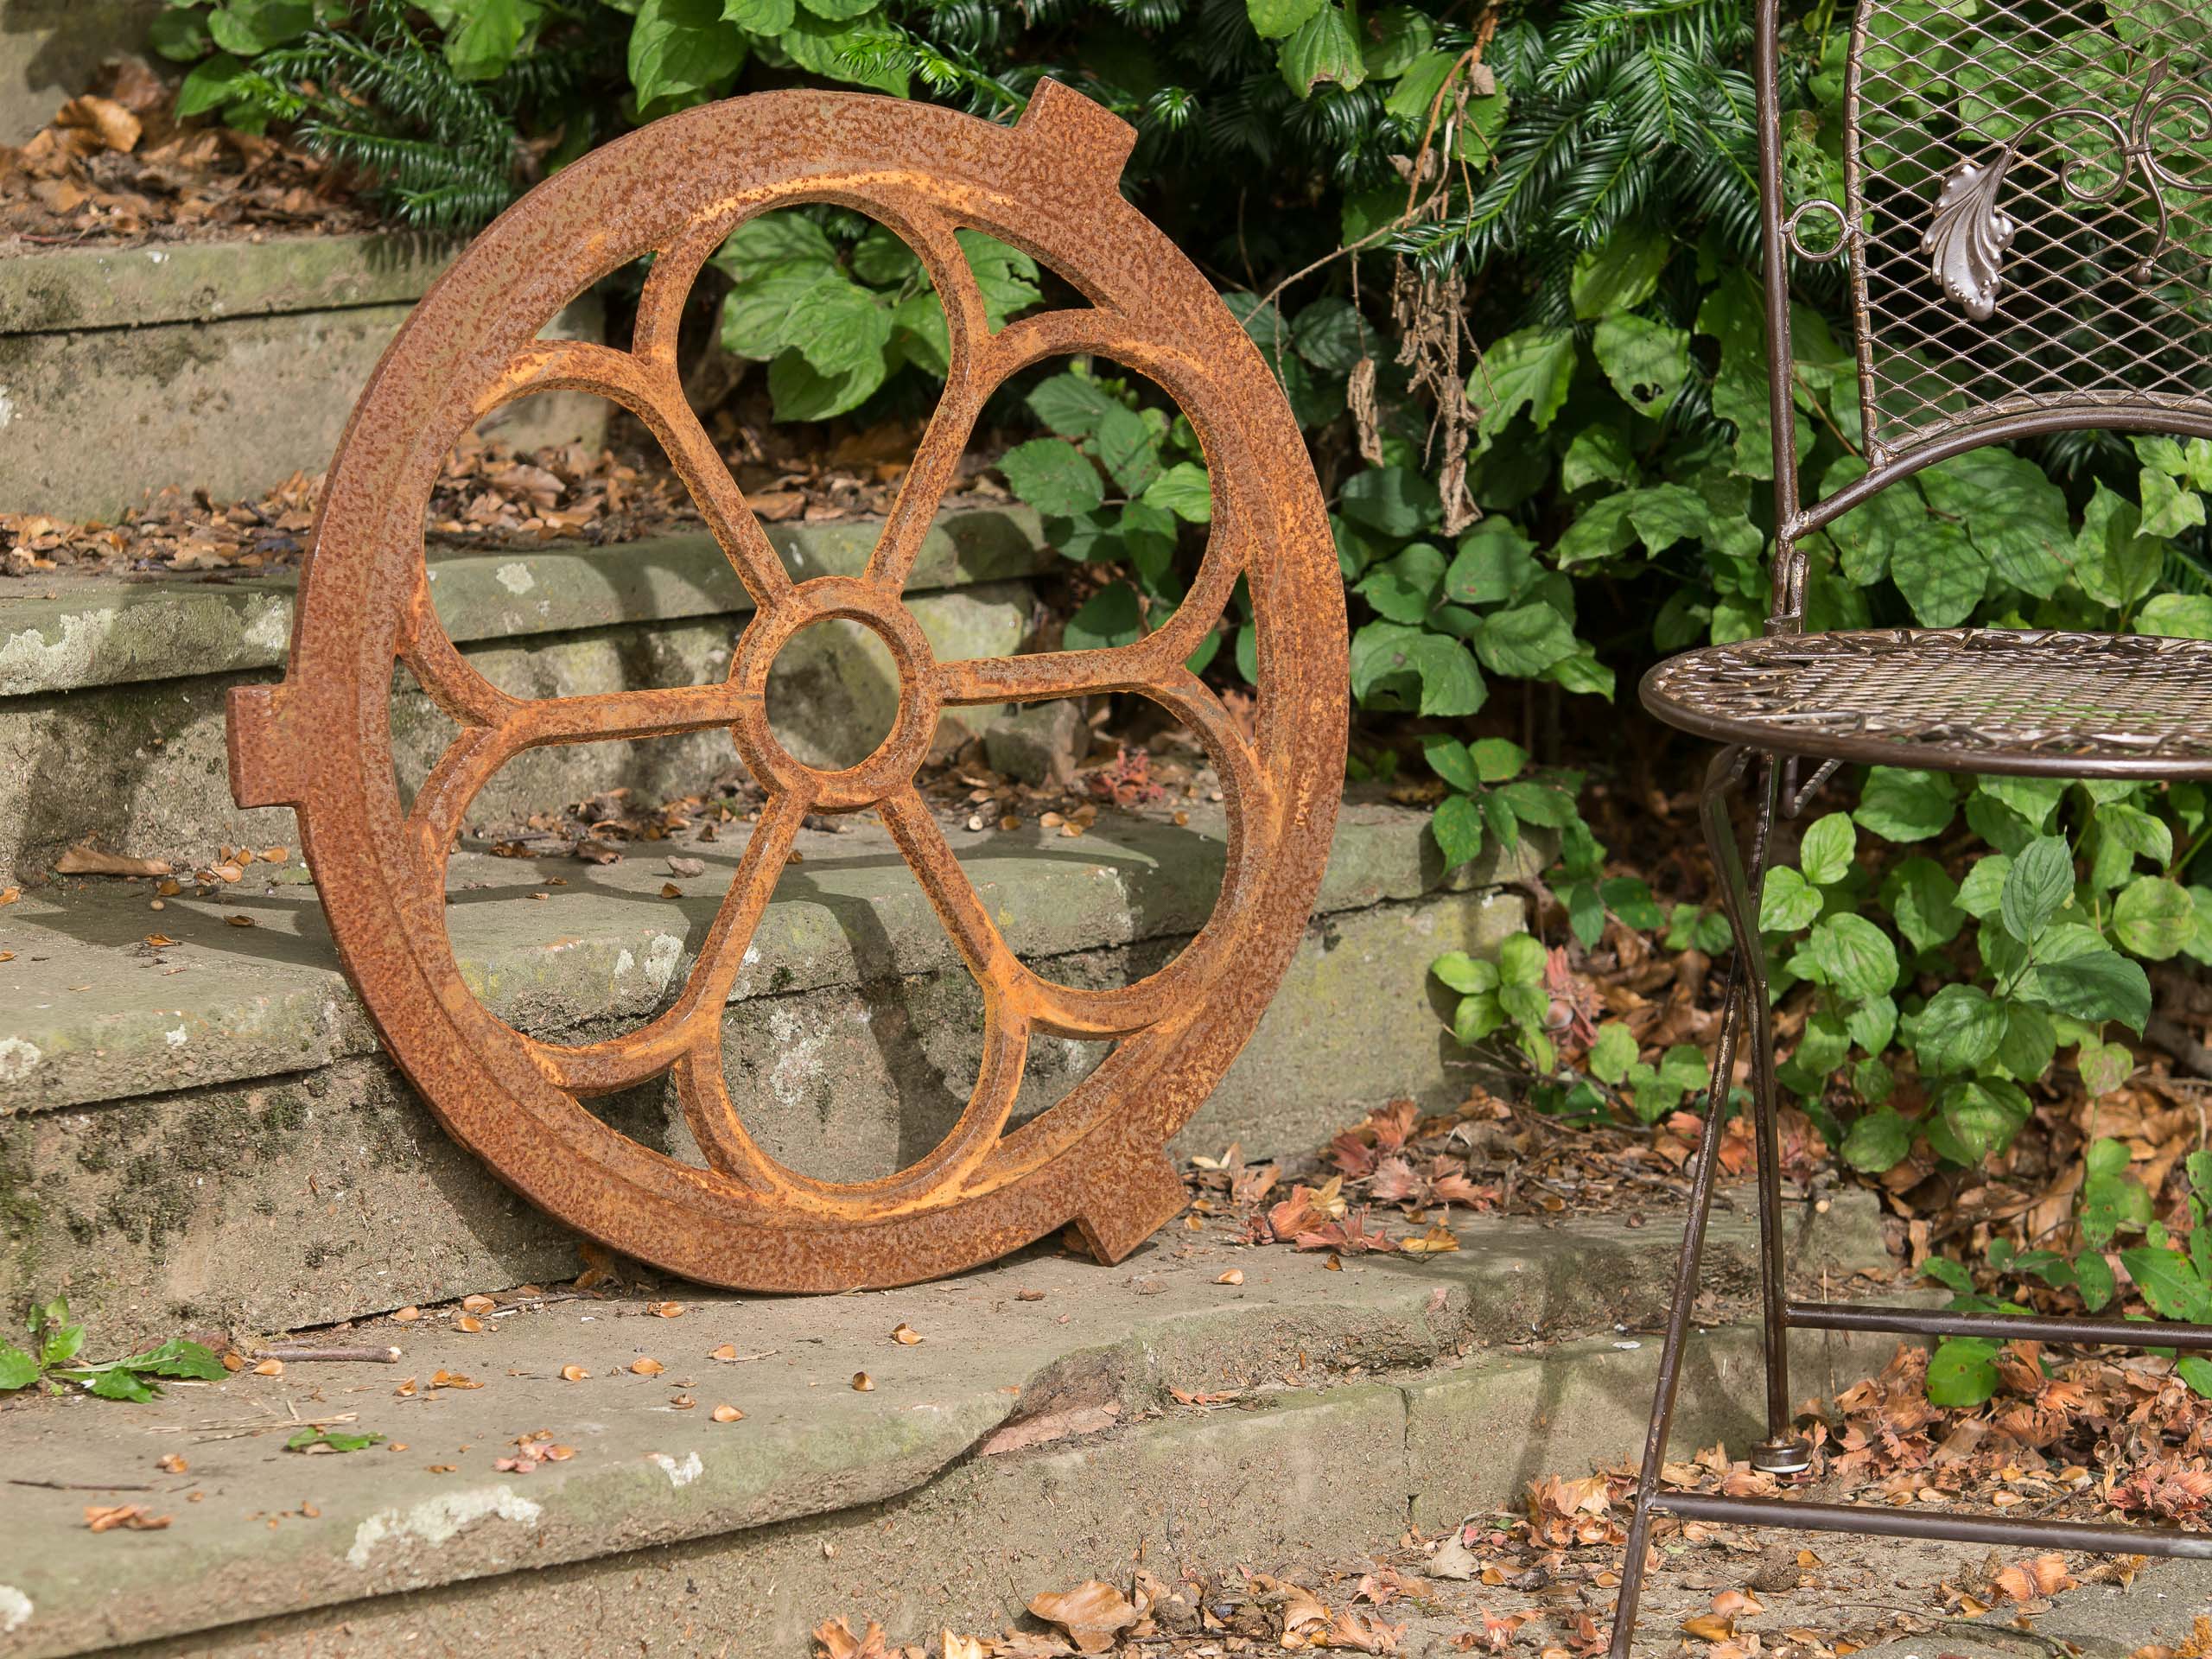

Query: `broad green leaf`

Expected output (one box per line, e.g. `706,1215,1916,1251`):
1247,0,1325,39
1916,982,2005,1073
954,229,1041,326
1798,812,1857,887
1064,582,1143,650
2033,948,2152,1033
1588,1023,1639,1086
2077,1249,2117,1309
724,0,798,30
1360,4,1433,76
209,0,315,54
86,1369,156,1402
1995,1000,2056,1081
1339,467,1440,537
2079,1035,2135,1096
2121,1247,2212,1322
1956,854,2012,919
719,261,841,359
2139,594,2212,639
1280,3,1366,95
287,1426,387,1453
1091,404,1160,496
1497,781,1576,828
1027,372,1122,441
1497,932,1547,988
1819,457,1923,588
766,348,883,422
1925,1338,2000,1406
1472,602,1578,677
629,0,747,108
1885,856,1964,951
2074,481,2164,610
1355,543,1447,624
1808,913,1899,1001
116,1338,226,1381
1471,737,1528,782
1560,425,1637,493
1760,866,1823,931
1290,297,1373,372
176,53,250,118
1431,950,1498,995
712,212,837,284
1570,232,1671,321
1931,1077,2032,1165
1854,768,1956,843
2139,466,2207,540
2114,875,2196,960
1840,1107,1912,1172
779,9,906,93
0,1344,35,1391
1889,518,1987,627
1445,520,1539,603
2001,835,2074,944
1421,734,1479,793
1453,991,1505,1046
1348,623,1484,716
1432,792,1484,869
444,0,537,79
1471,328,1578,449
2178,1356,2212,1399
787,277,890,378
1847,995,1898,1054
1919,448,2069,597
1592,315,1691,416
998,439,1104,519
1141,461,1211,524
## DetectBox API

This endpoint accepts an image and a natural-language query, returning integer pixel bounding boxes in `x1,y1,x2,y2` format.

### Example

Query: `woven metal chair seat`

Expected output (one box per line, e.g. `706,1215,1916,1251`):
1640,628,2212,778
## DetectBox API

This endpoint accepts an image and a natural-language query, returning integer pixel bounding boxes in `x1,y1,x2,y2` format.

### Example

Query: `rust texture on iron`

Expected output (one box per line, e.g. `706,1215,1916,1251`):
225,81,1348,1294
1609,0,2212,1646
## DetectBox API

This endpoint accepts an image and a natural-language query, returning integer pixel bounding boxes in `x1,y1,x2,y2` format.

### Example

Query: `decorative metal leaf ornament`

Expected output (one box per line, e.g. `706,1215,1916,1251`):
1922,158,2016,321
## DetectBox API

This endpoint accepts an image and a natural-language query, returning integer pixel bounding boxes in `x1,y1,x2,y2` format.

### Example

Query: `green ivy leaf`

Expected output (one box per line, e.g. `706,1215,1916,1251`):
2138,594,2212,640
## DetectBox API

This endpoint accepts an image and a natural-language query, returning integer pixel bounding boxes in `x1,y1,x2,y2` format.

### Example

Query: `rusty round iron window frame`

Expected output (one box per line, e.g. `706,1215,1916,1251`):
226,83,1347,1292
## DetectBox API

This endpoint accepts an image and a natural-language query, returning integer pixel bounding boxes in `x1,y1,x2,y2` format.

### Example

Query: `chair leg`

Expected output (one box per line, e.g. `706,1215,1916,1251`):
1607,749,1763,1656
1700,750,1808,1476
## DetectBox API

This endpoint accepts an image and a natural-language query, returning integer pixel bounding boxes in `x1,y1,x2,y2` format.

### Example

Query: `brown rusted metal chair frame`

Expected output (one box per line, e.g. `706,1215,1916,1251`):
226,83,1346,1294
1613,0,2212,1647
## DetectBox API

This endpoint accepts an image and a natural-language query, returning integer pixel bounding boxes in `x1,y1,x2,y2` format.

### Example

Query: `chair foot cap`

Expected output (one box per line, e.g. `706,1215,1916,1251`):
1751,1438,1813,1474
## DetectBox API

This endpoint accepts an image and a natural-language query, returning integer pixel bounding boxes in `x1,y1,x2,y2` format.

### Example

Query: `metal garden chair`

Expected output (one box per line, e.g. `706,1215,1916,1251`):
1611,0,2212,1646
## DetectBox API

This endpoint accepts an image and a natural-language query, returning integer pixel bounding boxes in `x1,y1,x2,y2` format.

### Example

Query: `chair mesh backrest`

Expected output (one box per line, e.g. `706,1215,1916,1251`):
1844,0,2212,466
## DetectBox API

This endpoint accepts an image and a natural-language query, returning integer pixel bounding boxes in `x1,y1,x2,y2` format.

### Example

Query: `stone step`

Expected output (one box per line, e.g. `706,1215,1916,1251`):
0,505,1051,882
0,799,1538,1343
0,1194,1893,1659
3,231,605,518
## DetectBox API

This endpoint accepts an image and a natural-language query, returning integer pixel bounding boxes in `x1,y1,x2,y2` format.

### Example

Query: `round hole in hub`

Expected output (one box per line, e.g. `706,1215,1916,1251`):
764,615,906,772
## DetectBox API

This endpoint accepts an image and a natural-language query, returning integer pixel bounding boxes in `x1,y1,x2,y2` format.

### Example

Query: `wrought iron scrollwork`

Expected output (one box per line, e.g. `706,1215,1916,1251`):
1923,54,2212,319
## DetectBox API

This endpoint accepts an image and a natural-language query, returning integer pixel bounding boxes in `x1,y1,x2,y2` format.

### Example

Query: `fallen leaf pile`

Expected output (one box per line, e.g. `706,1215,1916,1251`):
812,1568,1407,1658
1,58,373,244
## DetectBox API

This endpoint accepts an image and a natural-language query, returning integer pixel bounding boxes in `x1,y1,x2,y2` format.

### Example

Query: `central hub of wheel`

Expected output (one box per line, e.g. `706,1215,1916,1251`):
733,575,939,810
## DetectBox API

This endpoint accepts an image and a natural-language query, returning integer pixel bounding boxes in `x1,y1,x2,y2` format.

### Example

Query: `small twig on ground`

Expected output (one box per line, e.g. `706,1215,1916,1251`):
251,1344,403,1363
8,1478,156,1492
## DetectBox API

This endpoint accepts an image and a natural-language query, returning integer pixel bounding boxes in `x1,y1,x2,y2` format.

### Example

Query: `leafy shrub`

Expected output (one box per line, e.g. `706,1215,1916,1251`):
147,2,2212,1313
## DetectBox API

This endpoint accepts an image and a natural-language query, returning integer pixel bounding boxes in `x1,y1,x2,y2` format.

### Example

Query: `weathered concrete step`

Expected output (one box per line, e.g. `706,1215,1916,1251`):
0,802,1538,1340
0,506,1052,881
2,231,605,518
0,1193,1891,1659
